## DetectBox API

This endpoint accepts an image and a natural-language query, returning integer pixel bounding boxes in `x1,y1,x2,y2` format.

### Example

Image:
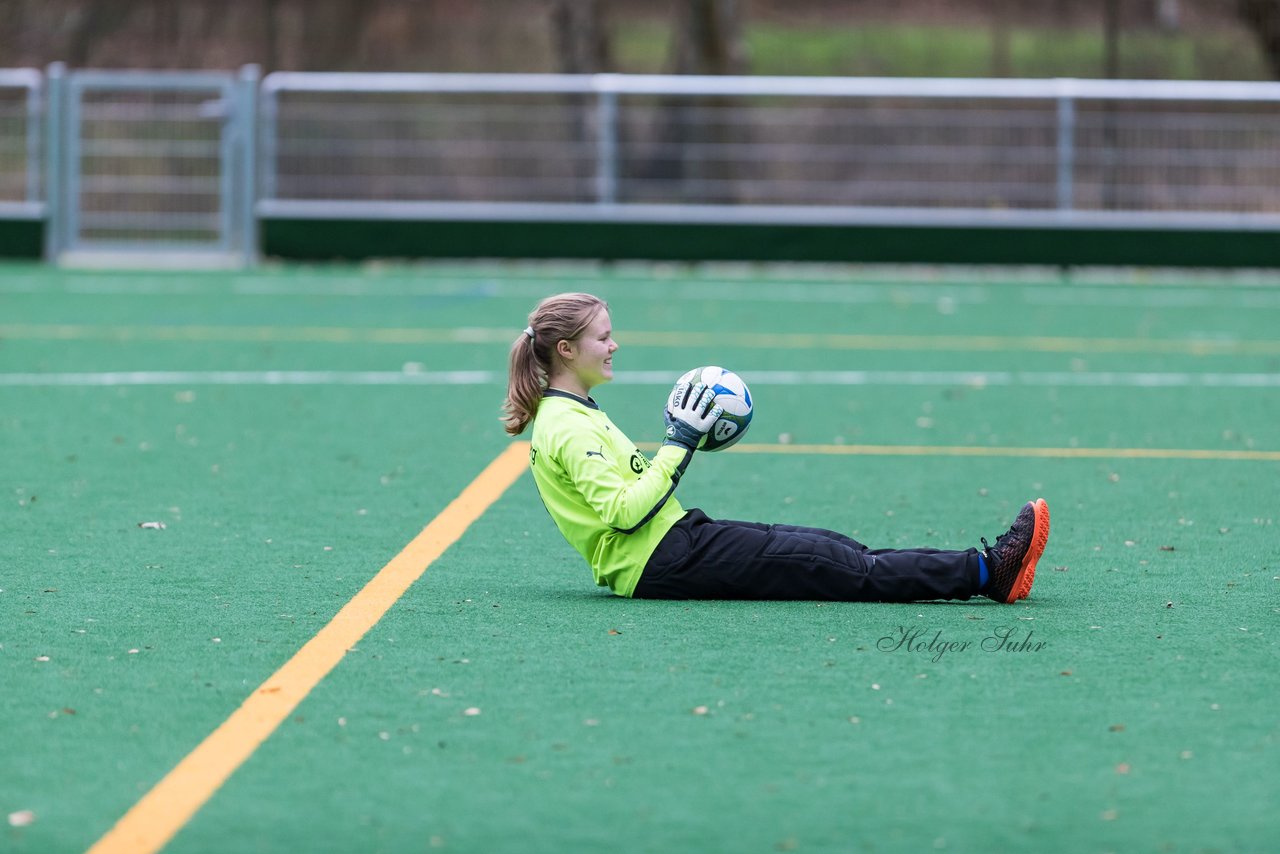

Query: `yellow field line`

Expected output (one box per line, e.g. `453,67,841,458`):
639,442,1280,461
5,323,1280,355
85,442,530,854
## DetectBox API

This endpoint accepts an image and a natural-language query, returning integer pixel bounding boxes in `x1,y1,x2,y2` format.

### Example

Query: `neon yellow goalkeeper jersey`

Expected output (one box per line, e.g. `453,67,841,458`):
528,389,690,597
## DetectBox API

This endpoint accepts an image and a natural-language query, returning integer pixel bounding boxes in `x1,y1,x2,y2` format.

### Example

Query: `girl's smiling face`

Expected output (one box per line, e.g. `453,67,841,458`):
563,307,617,393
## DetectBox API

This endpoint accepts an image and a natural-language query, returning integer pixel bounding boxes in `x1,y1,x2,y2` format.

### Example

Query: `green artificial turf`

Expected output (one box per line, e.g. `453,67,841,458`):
1,261,1277,853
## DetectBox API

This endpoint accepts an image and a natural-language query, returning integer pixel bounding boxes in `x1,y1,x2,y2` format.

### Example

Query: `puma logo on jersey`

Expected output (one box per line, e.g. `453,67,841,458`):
585,447,605,459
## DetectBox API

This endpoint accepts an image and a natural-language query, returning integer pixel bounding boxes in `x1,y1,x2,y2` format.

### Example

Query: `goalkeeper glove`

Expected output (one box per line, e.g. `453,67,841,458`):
662,381,723,451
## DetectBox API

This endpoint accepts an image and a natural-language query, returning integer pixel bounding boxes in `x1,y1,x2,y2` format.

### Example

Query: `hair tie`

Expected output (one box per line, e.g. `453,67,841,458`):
523,326,535,340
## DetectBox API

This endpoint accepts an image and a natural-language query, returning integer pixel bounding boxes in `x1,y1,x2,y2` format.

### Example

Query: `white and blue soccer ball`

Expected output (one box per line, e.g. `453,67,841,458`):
672,365,753,452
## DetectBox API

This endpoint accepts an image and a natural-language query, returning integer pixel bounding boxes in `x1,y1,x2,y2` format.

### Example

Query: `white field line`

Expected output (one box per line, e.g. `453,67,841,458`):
3,370,1280,388
4,324,1278,355
0,370,493,386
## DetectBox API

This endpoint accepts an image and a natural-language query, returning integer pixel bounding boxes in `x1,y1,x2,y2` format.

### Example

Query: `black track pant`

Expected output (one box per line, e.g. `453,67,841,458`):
633,509,982,602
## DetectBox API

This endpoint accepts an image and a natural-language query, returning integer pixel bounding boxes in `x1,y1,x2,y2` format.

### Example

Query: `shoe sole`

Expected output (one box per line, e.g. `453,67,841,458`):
1006,498,1050,603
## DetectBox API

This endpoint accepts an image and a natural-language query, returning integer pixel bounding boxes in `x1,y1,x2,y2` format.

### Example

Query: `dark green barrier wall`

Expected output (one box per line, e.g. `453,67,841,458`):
8,216,1279,267
261,217,1280,268
0,219,43,258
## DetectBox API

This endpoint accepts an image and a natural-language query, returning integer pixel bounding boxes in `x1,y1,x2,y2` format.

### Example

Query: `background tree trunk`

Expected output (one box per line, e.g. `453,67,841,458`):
548,0,614,200
1103,0,1122,78
261,0,281,73
1102,0,1122,211
652,0,749,204
0,0,22,66
549,0,611,75
991,0,1013,77
297,0,381,71
1237,0,1280,78
66,0,132,67
669,0,747,76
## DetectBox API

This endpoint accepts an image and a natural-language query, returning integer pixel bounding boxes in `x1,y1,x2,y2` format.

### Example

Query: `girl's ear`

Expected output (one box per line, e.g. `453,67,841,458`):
556,338,575,361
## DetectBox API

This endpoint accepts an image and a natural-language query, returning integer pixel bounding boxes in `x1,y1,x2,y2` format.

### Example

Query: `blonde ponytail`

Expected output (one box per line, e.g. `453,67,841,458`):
502,293,608,436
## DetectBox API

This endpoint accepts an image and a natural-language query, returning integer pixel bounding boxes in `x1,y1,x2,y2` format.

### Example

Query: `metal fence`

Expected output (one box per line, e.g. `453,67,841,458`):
0,68,42,217
260,73,1280,228
41,65,258,262
3,68,1280,265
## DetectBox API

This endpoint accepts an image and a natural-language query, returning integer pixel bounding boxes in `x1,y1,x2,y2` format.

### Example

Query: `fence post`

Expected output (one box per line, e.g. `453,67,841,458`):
260,78,278,203
1056,86,1075,212
237,64,260,266
595,79,618,204
43,62,65,261
26,73,41,208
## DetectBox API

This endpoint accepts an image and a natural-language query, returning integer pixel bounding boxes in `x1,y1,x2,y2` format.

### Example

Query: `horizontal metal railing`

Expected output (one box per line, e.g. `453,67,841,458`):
261,72,1280,100
258,72,1280,230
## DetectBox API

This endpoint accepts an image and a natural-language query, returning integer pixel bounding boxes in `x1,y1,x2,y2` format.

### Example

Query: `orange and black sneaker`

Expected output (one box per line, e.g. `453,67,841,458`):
982,498,1050,603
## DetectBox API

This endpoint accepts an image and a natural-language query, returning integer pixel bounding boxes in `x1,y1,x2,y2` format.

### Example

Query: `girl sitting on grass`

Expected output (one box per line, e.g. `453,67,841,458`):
503,292,1049,603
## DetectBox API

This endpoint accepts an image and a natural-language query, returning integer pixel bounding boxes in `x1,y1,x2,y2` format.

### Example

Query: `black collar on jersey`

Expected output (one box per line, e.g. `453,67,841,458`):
543,388,599,410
